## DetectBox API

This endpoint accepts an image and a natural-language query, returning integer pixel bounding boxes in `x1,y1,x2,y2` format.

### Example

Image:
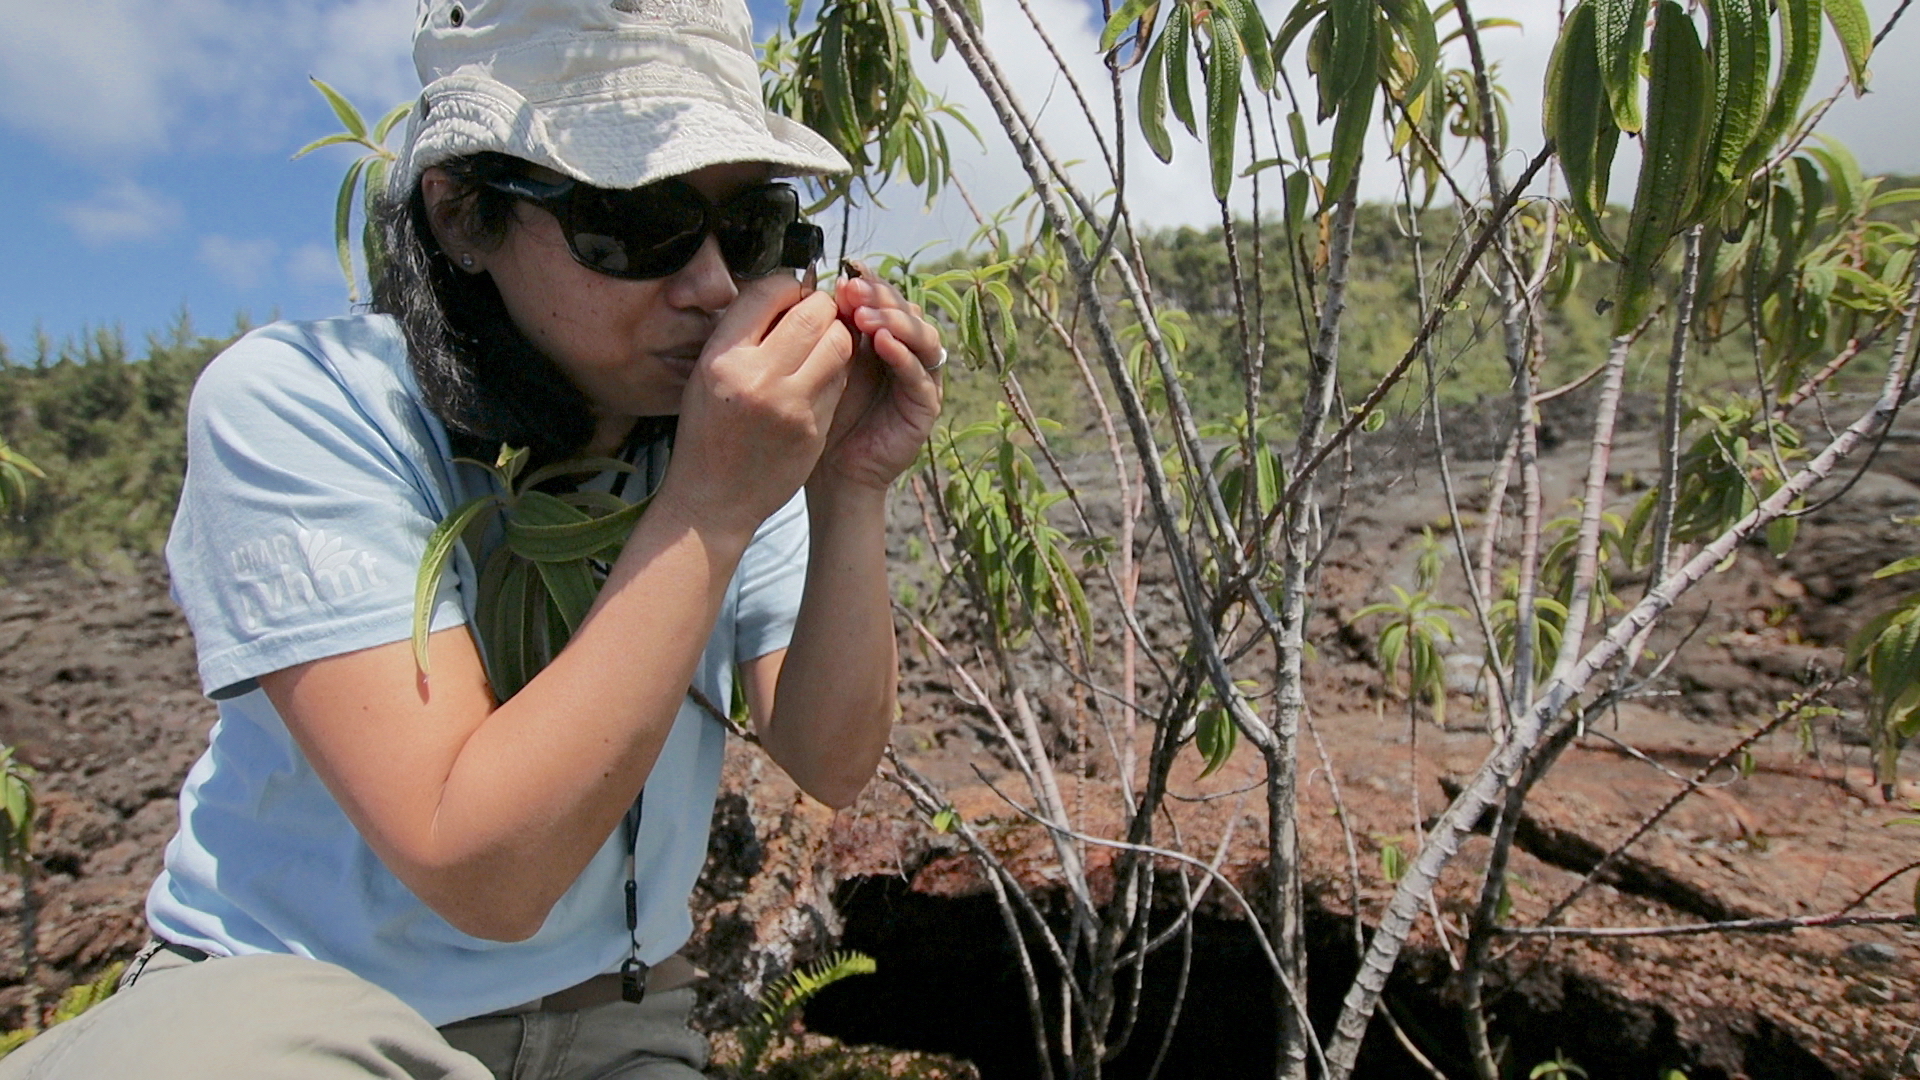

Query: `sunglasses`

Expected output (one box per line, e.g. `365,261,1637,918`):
480,174,824,280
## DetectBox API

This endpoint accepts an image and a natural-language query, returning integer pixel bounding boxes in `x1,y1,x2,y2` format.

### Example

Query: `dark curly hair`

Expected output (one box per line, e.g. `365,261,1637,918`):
370,152,598,468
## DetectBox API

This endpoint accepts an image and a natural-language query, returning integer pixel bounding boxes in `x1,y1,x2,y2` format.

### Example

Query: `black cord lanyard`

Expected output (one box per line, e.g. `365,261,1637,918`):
609,418,673,1005
620,791,647,1003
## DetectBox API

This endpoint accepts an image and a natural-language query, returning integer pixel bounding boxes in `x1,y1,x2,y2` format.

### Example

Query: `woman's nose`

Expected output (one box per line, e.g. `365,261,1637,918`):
665,235,739,313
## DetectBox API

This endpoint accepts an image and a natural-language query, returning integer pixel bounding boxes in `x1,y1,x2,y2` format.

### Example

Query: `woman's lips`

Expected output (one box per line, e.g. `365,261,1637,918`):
656,350,701,377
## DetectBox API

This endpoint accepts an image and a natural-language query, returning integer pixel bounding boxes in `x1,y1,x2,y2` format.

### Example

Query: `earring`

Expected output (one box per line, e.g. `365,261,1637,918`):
459,253,476,270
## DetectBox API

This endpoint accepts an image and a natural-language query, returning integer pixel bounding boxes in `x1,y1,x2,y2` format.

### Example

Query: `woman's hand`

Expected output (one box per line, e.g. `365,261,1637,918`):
662,275,855,538
812,268,945,494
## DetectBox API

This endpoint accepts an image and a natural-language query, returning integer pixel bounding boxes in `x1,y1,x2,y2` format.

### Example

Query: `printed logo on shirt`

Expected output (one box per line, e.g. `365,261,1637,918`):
230,528,387,631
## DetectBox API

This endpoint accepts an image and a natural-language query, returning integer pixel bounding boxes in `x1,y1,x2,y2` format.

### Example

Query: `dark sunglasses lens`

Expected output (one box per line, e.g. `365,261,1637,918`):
714,187,799,278
565,184,707,277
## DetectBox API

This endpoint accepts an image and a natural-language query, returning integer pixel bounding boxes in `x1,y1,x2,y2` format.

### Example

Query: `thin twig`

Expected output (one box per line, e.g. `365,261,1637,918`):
1497,911,1918,939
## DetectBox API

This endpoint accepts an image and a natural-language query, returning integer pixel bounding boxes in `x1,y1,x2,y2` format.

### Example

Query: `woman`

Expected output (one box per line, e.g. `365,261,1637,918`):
0,0,940,1076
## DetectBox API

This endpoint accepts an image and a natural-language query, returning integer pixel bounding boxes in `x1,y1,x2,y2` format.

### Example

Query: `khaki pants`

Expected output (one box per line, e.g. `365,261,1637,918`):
0,946,709,1080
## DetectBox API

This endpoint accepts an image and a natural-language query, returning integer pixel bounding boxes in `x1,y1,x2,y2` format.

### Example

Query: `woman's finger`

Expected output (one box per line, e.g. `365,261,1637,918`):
754,290,848,378
704,274,806,362
851,304,942,368
868,327,943,410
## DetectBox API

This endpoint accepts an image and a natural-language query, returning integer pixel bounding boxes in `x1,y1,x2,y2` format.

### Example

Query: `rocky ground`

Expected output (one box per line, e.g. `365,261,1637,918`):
3,403,1920,1078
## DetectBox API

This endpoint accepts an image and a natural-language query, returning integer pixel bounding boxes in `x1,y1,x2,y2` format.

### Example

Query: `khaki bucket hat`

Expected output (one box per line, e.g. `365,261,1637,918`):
391,0,850,199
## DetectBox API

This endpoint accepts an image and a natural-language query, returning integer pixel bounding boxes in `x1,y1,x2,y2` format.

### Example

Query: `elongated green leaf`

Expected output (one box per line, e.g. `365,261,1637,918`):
1809,137,1864,222
1272,0,1327,61
1195,706,1238,778
1546,1,1627,260
1873,555,1920,580
1698,0,1769,217
1323,0,1375,121
1594,0,1652,133
1204,7,1243,200
334,157,368,300
820,11,856,148
1283,168,1312,243
291,132,361,160
1824,0,1872,93
486,554,535,701
373,101,414,144
1614,0,1711,333
1140,24,1175,163
506,499,647,562
535,557,596,640
411,494,502,674
1210,0,1273,91
1381,0,1439,106
1321,25,1378,210
520,454,636,491
1742,0,1822,179
310,77,368,141
876,0,909,132
1100,0,1159,52
1165,3,1197,136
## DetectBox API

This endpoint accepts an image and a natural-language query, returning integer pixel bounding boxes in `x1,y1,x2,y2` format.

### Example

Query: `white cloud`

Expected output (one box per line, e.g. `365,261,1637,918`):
56,180,185,247
288,243,349,290
0,0,413,161
199,235,280,290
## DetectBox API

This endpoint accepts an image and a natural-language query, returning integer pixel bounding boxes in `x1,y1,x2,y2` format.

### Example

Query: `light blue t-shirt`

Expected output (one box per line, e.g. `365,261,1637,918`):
151,315,807,1026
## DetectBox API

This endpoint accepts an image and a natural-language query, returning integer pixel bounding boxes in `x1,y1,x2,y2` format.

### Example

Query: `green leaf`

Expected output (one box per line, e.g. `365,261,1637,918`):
931,807,959,833
1380,0,1439,106
1741,0,1823,180
1283,168,1312,244
1697,0,1769,218
1320,29,1377,210
334,157,369,301
1287,109,1311,160
1379,838,1408,882
1545,1,1626,261
505,499,647,562
1195,706,1238,778
1099,0,1159,52
534,557,596,639
1594,0,1653,133
1322,0,1376,121
1614,0,1712,333
1165,4,1197,136
291,132,362,159
521,454,636,491
411,494,503,674
1824,0,1872,93
310,77,368,141
1203,7,1244,201
373,101,414,144
1766,507,1799,555
820,11,856,148
1808,137,1864,222
1211,0,1273,91
1873,555,1920,580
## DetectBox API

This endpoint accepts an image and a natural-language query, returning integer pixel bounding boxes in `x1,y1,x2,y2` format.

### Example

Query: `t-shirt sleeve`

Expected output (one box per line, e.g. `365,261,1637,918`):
166,326,466,699
732,490,809,663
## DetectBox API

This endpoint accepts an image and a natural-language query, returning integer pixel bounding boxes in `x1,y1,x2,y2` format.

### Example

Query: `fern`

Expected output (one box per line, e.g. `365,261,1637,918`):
50,963,123,1025
0,961,124,1061
736,951,877,1076
0,1029,32,1061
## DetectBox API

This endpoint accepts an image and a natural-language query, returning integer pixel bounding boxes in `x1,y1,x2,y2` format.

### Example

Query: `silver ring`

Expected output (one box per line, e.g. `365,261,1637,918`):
927,347,948,372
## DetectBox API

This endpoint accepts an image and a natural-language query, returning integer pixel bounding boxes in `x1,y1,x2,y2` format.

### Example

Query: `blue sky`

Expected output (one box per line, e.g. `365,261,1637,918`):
5,0,1918,359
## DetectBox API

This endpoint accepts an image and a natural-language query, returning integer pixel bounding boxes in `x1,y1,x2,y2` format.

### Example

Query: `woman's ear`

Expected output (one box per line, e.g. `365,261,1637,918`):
421,167,486,275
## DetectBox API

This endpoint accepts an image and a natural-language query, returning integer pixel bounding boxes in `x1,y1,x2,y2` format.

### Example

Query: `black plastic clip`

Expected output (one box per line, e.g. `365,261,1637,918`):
621,956,649,1004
